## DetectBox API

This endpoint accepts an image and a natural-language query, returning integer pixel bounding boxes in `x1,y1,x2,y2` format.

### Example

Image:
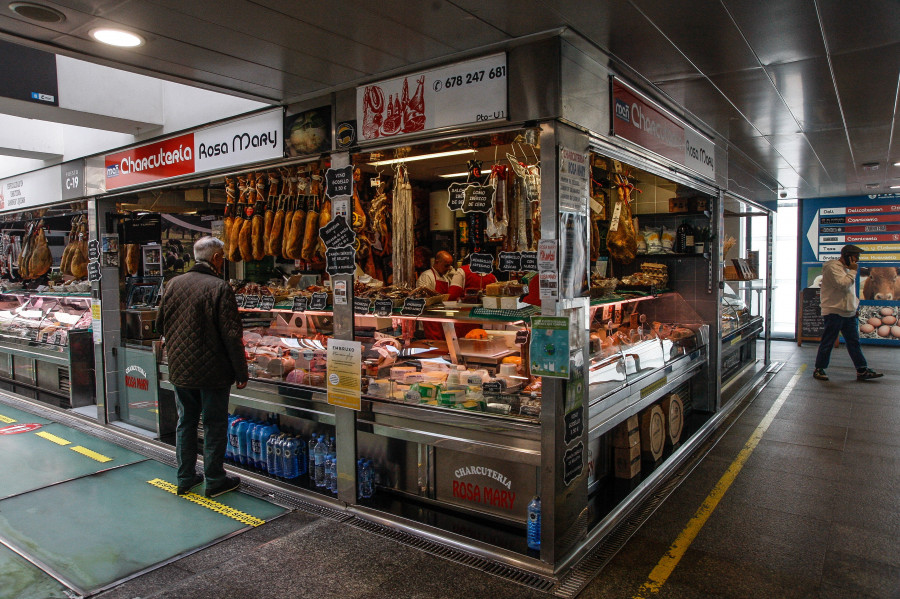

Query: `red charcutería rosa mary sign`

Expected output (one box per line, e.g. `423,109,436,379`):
105,133,195,190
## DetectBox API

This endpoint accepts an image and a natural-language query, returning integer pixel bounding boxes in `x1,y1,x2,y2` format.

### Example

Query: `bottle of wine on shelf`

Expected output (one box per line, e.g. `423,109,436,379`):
675,220,694,253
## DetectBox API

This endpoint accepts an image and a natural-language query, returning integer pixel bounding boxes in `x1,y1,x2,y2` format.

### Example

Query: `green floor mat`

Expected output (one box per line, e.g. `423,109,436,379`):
0,403,53,426
0,459,286,594
0,543,71,599
0,422,149,499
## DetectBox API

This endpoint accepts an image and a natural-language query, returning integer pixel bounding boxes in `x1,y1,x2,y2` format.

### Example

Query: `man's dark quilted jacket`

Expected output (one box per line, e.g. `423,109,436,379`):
157,262,248,388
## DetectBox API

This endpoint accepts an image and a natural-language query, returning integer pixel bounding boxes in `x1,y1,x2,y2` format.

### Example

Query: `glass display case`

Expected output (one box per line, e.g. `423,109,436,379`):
0,293,92,347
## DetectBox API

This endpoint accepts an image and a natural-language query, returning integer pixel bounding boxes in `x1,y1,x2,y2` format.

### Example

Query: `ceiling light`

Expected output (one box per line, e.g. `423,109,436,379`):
438,172,470,179
891,185,900,189
862,162,880,171
894,162,900,167
90,28,144,47
9,2,65,22
369,149,475,167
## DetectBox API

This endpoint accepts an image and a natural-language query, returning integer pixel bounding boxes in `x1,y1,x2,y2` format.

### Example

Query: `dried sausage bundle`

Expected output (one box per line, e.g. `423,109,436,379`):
251,172,266,261
237,176,254,262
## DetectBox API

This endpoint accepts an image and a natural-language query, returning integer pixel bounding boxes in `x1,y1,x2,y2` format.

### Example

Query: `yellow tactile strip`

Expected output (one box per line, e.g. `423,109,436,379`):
0,413,16,423
69,445,114,463
147,479,265,527
35,431,72,445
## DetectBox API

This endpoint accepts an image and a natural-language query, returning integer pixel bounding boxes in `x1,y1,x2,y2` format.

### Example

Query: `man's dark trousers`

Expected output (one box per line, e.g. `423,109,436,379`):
174,386,230,488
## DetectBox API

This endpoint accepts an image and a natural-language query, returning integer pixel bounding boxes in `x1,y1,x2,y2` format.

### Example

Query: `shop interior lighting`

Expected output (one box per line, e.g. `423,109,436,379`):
894,161,900,167
8,2,65,22
368,149,475,167
90,27,144,47
891,185,900,189
438,171,471,178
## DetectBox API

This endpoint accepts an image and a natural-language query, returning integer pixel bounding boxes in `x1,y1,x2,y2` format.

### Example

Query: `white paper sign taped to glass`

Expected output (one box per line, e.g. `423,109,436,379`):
357,53,508,141
558,147,589,213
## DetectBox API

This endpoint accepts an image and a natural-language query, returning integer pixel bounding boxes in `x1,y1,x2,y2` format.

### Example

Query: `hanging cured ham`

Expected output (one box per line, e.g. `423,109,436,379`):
268,171,288,258
237,176,254,262
264,172,278,254
300,178,320,262
226,177,244,262
607,173,638,264
123,243,138,277
251,172,266,261
223,177,237,258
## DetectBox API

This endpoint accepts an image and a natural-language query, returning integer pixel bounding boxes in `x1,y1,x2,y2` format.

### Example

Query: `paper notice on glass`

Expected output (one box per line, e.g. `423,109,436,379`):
91,299,102,344
326,338,362,410
530,316,570,378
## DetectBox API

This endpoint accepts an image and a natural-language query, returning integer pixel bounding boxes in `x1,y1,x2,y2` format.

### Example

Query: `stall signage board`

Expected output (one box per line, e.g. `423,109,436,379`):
292,295,308,312
374,298,394,317
104,109,284,191
530,316,569,377
498,252,521,272
401,298,426,316
60,160,84,201
563,441,584,486
356,53,507,142
87,261,102,282
320,218,356,249
611,78,715,181
520,251,538,272
469,253,494,275
326,339,362,411
259,295,276,311
462,184,495,213
87,240,100,262
325,165,353,198
0,165,62,213
325,246,357,276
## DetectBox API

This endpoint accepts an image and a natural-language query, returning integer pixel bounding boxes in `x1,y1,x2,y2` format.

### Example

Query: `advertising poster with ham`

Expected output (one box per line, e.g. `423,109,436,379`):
357,53,507,141
801,193,900,345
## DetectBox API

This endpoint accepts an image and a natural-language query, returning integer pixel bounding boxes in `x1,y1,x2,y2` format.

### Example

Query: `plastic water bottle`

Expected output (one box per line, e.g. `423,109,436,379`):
266,433,281,476
308,435,317,476
527,496,541,551
296,436,307,476
224,415,235,460
249,422,264,469
283,435,300,479
328,451,338,494
235,419,252,466
227,417,244,462
364,459,375,498
314,436,326,487
357,459,366,499
258,421,279,470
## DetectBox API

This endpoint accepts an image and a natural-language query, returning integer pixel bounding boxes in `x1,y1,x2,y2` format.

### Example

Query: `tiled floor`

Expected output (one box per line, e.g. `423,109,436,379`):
3,340,898,598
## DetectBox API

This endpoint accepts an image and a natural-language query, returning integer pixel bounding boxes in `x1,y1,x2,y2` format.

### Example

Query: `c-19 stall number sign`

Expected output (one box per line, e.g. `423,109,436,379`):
357,53,507,141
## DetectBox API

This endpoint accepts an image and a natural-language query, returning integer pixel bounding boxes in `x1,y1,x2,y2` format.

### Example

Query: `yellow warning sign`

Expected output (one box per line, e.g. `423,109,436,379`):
146,479,265,527
36,431,71,445
0,414,16,423
70,445,113,462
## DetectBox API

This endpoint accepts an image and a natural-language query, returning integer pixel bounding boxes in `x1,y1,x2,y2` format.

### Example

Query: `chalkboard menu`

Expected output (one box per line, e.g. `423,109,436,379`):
292,296,308,312
309,292,328,311
800,287,824,341
374,298,394,317
353,297,372,315
521,251,538,272
462,184,495,213
259,295,276,311
447,182,466,211
469,253,494,275
498,251,521,272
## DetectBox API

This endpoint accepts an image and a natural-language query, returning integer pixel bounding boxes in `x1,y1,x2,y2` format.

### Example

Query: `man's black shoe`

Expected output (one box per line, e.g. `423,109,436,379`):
205,476,241,498
176,474,204,495
857,368,883,380
813,368,828,381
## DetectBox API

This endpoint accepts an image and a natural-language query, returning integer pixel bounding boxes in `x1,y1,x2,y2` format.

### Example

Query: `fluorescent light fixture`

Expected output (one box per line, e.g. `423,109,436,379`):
891,185,900,189
894,161,900,167
438,171,470,178
369,149,474,167
90,27,144,47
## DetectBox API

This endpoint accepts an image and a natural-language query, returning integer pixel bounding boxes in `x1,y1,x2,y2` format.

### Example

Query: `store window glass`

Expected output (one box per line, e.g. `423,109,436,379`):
772,200,798,338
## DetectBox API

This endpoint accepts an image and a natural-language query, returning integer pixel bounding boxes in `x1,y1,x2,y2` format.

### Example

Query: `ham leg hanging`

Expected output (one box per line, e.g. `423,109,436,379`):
606,173,638,264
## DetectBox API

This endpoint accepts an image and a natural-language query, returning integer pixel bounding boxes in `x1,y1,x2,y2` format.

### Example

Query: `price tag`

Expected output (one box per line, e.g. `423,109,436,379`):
520,251,538,272
319,218,356,249
87,261,102,282
482,380,503,394
309,292,328,311
498,251,522,272
87,239,100,262
374,298,394,317
515,329,529,345
325,246,357,276
325,165,354,198
353,297,372,315
292,296,308,312
243,295,261,310
401,298,426,316
447,182,466,211
234,294,245,308
469,252,494,274
462,183,495,213
259,295,276,311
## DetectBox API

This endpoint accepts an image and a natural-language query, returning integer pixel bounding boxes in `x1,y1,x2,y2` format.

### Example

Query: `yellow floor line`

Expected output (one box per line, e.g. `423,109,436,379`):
70,445,114,463
0,413,16,423
147,479,265,527
35,431,71,445
633,364,807,598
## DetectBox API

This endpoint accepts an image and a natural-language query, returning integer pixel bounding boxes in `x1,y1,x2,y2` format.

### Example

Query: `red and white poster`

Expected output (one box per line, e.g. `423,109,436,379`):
104,109,284,191
357,53,507,141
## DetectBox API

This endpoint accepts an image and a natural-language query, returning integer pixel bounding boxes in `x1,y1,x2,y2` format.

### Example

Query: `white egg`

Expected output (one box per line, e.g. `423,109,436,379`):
878,325,891,337
882,315,896,325
892,326,900,338
880,307,895,316
860,323,875,334
867,317,882,327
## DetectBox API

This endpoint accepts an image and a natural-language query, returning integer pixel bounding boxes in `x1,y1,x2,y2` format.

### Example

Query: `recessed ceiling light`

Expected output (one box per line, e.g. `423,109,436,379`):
9,2,65,23
90,27,144,47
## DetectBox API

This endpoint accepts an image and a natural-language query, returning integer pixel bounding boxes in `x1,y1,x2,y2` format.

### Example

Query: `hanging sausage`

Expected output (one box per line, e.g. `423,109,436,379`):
392,164,414,286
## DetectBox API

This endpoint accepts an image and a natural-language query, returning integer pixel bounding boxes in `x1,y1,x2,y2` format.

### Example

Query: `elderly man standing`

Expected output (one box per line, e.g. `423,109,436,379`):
157,236,248,497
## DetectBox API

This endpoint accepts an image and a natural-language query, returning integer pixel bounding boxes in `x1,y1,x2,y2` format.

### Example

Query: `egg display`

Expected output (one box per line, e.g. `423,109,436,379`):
878,325,891,337
882,315,897,325
857,306,900,340
860,323,875,334
867,317,882,327
893,326,900,338
881,307,895,317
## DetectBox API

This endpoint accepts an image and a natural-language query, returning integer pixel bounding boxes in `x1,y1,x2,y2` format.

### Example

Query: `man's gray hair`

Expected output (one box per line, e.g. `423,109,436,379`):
193,236,224,262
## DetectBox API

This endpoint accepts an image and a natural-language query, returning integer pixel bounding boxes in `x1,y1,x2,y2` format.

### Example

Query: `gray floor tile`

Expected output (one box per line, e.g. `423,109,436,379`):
821,549,900,599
